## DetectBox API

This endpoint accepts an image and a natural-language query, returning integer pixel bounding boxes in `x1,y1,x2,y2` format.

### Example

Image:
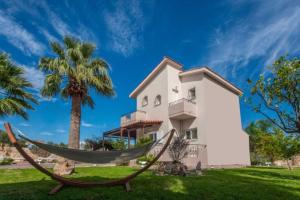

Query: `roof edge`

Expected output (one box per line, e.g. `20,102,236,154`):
179,67,243,96
129,57,183,98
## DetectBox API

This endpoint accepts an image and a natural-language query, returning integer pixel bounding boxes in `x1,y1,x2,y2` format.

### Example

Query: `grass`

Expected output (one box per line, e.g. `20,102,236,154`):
0,166,300,200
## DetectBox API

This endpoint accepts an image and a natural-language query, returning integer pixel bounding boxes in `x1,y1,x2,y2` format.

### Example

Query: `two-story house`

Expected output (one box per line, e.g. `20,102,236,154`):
103,57,250,169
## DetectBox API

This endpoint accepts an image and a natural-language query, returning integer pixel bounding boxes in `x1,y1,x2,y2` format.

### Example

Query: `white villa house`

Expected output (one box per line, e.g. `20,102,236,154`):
103,57,250,169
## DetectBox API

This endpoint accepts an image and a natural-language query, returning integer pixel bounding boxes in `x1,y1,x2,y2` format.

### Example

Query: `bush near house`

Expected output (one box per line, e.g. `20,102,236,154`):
0,158,14,165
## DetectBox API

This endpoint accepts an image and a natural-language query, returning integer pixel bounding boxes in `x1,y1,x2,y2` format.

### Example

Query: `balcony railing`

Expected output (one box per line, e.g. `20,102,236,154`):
168,98,197,120
120,110,147,126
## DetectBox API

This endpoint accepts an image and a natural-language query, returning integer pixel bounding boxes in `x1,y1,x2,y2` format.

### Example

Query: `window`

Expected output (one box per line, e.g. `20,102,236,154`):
142,96,148,107
185,128,198,139
154,95,161,106
188,88,196,100
150,132,157,141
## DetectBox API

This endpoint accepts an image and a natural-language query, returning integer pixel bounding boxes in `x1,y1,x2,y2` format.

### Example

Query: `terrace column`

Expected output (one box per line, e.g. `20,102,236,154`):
120,127,124,140
127,130,131,149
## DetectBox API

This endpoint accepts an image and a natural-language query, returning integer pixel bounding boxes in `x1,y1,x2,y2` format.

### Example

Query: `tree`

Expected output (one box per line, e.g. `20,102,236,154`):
248,56,300,134
275,131,300,170
111,138,126,150
136,136,153,147
39,36,114,149
0,130,10,150
84,137,113,151
168,133,189,163
246,119,300,168
0,129,27,151
0,52,37,119
246,120,282,164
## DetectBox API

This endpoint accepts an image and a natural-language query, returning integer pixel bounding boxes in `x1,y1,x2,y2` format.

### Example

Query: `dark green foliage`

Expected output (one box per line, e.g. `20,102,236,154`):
0,52,37,119
136,154,155,164
0,129,10,147
111,138,126,150
246,120,300,165
0,130,26,148
0,157,13,165
135,136,153,147
84,137,113,151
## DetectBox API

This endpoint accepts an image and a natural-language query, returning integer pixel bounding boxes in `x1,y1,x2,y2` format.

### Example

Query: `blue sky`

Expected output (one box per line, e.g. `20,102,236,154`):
0,0,300,143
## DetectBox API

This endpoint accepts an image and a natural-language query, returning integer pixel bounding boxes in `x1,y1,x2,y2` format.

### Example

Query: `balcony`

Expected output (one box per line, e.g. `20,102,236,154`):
168,98,197,120
121,110,147,127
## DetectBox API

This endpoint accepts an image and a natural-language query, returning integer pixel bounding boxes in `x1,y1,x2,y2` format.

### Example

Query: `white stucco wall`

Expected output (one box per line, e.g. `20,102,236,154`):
180,74,207,146
202,75,250,166
136,64,181,140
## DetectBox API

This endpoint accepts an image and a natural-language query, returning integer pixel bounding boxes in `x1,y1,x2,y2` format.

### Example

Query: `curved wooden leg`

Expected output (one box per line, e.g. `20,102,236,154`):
49,183,65,195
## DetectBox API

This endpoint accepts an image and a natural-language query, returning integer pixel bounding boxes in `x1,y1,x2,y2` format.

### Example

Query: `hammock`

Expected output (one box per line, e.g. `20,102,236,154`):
4,122,175,194
19,135,153,164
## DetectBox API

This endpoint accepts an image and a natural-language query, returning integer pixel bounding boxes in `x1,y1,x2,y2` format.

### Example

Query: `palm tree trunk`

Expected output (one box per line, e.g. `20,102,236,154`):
54,95,82,175
69,95,81,149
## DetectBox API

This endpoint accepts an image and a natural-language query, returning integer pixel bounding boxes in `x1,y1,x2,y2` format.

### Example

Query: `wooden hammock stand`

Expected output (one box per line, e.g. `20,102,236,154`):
4,123,175,195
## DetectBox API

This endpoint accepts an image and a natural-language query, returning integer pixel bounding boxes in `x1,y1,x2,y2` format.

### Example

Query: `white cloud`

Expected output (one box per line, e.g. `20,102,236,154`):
204,0,300,82
37,1,97,43
19,64,58,103
21,65,45,91
20,65,58,102
19,123,31,127
81,121,107,129
49,12,72,37
104,0,145,56
56,129,66,133
81,121,94,128
40,131,54,136
0,11,45,55
39,28,59,42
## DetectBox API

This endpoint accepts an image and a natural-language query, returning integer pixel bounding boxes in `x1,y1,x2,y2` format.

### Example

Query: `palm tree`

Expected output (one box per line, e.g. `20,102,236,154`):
0,52,37,119
39,36,114,149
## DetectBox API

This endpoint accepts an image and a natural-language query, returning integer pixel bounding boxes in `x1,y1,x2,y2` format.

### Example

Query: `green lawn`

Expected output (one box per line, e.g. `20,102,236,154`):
0,166,300,200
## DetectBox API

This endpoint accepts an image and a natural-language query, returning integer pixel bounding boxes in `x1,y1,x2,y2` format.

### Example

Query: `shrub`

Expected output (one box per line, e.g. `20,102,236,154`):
136,136,153,147
137,154,155,164
0,158,14,165
111,138,126,150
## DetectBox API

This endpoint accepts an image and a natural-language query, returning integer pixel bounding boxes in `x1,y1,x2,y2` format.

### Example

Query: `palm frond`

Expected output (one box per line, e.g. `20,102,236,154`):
39,36,115,108
64,36,79,49
0,98,30,120
41,74,62,97
80,43,95,59
82,95,95,109
0,52,37,119
51,42,65,59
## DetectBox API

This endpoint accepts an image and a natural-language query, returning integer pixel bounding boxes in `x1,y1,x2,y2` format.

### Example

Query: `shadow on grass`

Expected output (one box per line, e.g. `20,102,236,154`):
1,168,300,200
231,168,300,180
